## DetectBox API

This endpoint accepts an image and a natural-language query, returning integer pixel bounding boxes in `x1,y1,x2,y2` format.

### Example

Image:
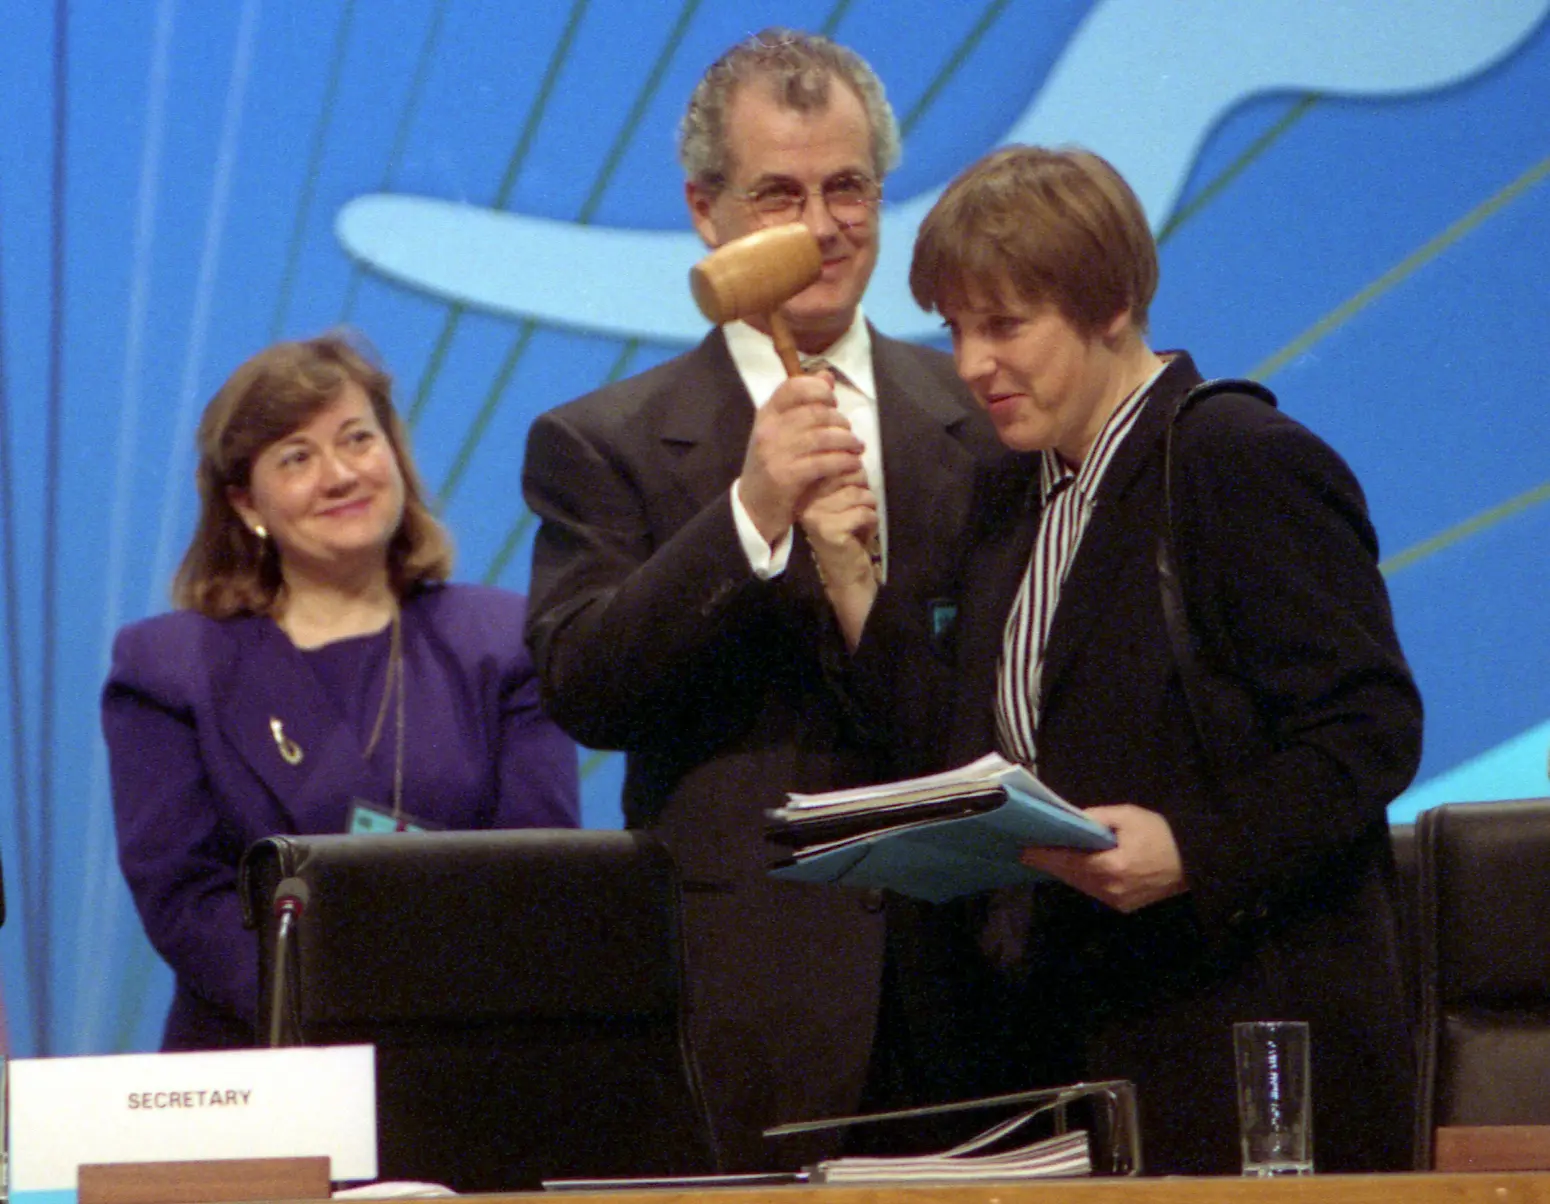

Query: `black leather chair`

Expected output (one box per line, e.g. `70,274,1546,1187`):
1414,798,1550,1169
1389,822,1418,1024
240,829,719,1191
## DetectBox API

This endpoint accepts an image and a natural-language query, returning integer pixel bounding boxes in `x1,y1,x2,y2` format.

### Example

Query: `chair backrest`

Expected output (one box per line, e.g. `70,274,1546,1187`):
1415,798,1550,1169
240,829,719,1192
1389,822,1419,1025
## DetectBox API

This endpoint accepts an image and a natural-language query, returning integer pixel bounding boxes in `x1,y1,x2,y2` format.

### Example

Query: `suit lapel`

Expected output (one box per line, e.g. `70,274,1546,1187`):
870,332,979,589
1037,354,1203,708
658,328,755,512
211,616,378,833
654,328,838,608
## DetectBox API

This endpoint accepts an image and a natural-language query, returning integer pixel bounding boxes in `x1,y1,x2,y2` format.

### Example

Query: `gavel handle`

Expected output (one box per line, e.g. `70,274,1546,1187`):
769,310,803,378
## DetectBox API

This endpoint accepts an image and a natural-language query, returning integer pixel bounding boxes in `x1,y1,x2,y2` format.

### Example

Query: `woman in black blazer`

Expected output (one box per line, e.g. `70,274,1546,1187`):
804,146,1421,1175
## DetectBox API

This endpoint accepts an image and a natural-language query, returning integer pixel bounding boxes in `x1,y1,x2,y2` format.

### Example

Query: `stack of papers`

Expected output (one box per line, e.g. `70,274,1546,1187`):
543,1172,807,1191
766,1078,1141,1180
812,1113,1091,1183
767,753,1115,902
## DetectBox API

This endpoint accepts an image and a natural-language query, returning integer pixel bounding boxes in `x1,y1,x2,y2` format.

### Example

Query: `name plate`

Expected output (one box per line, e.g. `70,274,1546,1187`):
8,1045,377,1204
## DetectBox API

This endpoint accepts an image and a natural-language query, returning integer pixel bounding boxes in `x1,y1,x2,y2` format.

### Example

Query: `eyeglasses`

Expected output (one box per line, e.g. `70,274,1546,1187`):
733,171,882,227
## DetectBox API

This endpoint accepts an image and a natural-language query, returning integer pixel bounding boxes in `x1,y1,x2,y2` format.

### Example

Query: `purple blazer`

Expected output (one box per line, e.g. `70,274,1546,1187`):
103,583,580,1050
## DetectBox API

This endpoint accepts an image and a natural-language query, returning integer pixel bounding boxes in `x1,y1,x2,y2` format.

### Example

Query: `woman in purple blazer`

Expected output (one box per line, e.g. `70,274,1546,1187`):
103,332,580,1051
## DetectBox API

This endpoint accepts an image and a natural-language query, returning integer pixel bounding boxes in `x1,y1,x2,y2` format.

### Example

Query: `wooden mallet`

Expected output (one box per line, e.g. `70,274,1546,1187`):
690,221,882,583
689,223,822,378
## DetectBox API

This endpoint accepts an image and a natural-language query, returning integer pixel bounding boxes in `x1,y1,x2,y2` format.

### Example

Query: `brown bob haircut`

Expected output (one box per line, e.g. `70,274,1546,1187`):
172,331,452,618
910,145,1158,334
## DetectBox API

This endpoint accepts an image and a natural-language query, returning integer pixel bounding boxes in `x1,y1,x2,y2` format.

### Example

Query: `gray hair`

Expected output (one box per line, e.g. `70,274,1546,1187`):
677,27,902,189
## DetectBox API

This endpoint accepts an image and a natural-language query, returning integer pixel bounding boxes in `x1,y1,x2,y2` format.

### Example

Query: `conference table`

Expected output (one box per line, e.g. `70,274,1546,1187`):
357,1175,1550,1204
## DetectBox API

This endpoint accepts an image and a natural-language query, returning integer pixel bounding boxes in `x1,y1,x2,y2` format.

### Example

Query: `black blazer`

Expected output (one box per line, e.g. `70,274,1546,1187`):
523,325,1006,1170
858,352,1422,1173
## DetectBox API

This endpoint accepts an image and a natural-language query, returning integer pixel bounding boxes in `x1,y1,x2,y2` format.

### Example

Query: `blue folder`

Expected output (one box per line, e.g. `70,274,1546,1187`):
769,784,1116,903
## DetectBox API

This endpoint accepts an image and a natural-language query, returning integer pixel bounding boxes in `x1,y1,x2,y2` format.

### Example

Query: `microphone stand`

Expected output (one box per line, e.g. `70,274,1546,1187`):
268,877,311,1047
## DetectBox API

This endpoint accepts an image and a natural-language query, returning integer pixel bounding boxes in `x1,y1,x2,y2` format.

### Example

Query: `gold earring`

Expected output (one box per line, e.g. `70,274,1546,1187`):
253,524,268,540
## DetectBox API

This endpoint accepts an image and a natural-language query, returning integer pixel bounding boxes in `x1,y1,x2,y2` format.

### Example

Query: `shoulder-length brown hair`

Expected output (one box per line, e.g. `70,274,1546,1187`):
172,331,453,618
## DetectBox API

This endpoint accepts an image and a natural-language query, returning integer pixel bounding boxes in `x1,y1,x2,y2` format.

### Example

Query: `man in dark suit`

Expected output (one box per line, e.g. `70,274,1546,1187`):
523,29,1004,1172
814,145,1421,1174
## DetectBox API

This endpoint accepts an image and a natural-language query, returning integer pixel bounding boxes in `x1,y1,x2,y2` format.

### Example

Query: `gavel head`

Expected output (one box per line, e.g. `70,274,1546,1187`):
689,223,823,325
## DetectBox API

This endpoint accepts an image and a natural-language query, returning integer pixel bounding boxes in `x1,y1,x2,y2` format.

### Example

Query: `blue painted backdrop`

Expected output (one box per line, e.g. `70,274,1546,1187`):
1,0,1546,1056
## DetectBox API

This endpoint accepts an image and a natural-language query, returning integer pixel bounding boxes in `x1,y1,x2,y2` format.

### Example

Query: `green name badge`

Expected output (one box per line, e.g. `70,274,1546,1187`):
347,800,432,834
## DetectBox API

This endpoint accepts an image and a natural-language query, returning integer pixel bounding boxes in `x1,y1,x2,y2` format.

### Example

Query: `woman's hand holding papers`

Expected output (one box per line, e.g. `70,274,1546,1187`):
1019,804,1187,913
